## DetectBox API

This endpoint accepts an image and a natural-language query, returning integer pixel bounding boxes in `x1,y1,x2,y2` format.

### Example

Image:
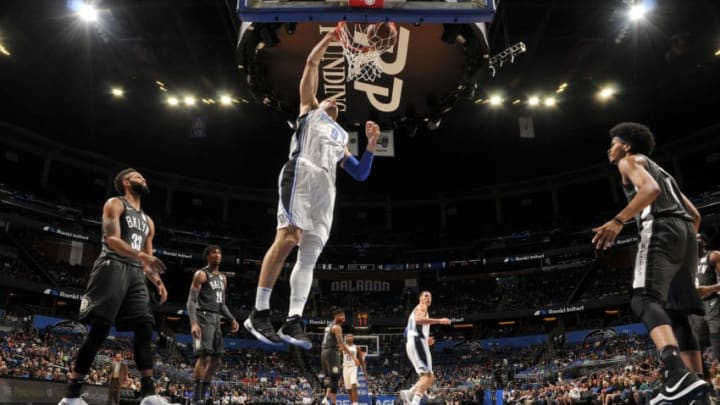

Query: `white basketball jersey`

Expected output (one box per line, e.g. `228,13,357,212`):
406,306,430,340
288,109,348,182
343,344,358,368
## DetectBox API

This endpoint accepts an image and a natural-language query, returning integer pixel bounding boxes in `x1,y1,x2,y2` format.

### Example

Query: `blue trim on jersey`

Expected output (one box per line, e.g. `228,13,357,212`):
413,336,429,369
287,113,311,222
281,112,312,226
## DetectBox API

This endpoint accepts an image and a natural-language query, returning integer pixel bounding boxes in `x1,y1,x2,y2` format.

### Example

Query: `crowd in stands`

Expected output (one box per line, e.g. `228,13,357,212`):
5,318,720,405
3,233,635,330
0,325,319,404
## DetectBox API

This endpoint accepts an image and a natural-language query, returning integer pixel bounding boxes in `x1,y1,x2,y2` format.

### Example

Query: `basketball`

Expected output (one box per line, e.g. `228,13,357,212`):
364,22,397,51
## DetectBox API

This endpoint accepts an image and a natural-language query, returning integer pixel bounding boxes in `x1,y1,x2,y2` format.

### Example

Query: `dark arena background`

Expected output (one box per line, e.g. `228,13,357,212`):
1,0,720,404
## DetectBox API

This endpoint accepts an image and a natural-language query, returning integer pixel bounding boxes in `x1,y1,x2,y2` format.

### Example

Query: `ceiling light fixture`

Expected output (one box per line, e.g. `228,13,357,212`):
78,3,99,23
597,86,616,100
628,4,647,21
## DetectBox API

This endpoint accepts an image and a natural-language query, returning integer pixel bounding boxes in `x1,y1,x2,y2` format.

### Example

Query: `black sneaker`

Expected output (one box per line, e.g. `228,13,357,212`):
278,315,312,349
650,370,709,405
243,308,282,345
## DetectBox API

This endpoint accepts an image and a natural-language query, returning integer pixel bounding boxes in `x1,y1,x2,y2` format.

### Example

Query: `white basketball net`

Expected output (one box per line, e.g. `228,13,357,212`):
336,22,398,82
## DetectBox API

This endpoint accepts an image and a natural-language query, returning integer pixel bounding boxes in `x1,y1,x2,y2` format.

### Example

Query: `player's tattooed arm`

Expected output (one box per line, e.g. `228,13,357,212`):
103,198,144,262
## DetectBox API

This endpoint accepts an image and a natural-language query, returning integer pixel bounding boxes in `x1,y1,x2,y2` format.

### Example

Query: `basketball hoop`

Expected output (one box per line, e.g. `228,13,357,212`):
336,21,398,82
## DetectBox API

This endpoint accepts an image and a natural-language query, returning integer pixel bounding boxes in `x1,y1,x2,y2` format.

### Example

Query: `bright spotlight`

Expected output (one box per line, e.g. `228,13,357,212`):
0,44,10,56
167,96,179,106
488,95,503,106
715,49,720,57
183,96,196,106
528,96,540,107
111,87,124,97
597,87,615,100
628,4,647,21
220,95,232,106
78,3,99,23
543,97,557,107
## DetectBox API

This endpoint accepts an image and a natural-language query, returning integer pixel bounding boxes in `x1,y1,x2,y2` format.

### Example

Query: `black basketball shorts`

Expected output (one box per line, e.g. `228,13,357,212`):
80,257,154,331
632,217,704,316
193,311,224,356
321,349,342,379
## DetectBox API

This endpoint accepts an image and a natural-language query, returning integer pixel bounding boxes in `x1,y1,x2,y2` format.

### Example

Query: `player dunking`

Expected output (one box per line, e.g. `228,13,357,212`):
186,245,240,405
399,291,451,405
592,123,709,404
321,307,359,405
244,30,381,349
342,334,367,405
59,168,168,405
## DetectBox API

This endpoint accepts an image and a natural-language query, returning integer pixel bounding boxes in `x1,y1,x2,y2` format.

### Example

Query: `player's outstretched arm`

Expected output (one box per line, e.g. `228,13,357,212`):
341,121,380,181
299,32,337,114
413,305,451,326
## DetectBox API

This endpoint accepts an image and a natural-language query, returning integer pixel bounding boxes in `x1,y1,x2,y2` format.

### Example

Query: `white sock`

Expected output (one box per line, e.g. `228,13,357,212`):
288,235,323,318
255,287,272,311
410,393,422,405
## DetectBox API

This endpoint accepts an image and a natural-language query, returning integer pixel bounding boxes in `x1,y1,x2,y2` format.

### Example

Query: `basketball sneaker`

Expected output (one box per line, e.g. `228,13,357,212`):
278,315,312,349
650,369,709,405
244,308,282,345
398,389,412,404
57,398,88,405
140,394,170,405
689,394,712,405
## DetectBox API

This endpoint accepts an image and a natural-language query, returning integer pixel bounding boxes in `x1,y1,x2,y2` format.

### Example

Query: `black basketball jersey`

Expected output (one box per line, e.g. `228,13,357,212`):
695,253,718,295
99,197,150,267
321,321,341,351
198,268,225,312
622,156,692,228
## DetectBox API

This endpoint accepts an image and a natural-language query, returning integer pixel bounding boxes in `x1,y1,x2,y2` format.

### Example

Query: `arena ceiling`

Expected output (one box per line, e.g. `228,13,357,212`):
0,0,718,196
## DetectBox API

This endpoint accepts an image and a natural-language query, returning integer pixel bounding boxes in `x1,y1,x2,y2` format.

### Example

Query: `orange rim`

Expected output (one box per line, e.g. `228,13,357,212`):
336,21,374,53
